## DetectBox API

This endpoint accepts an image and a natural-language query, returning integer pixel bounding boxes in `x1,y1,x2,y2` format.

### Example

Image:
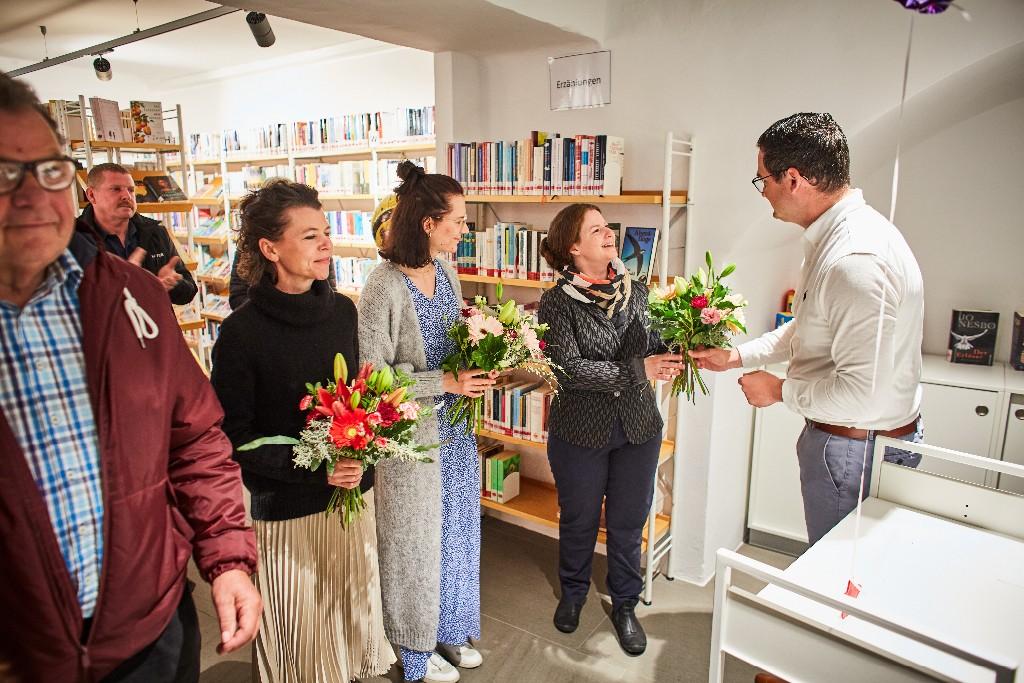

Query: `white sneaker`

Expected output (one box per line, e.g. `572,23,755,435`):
424,652,461,683
436,642,483,669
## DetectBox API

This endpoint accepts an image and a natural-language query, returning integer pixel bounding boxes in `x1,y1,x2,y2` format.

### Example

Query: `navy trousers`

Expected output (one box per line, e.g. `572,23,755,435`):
548,419,661,609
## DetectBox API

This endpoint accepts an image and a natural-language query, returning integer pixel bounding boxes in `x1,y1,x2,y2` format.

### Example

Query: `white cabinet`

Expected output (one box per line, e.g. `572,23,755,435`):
748,400,808,546
917,383,999,485
746,355,1012,554
1000,395,1024,494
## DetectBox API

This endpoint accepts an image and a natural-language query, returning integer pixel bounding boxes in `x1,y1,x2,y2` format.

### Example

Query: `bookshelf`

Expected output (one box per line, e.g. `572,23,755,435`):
464,190,687,206
451,131,695,604
480,477,671,552
458,274,553,289
61,97,211,371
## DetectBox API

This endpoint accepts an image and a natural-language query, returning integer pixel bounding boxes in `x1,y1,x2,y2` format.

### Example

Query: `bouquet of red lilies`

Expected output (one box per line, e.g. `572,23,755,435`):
239,353,432,527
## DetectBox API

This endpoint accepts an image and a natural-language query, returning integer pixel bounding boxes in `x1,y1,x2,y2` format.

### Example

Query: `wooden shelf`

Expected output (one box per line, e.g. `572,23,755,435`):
77,200,193,213
319,193,376,202
193,234,229,247
332,239,376,256
191,196,230,208
458,274,554,289
480,477,671,550
198,274,229,288
71,139,181,153
178,319,205,332
477,429,675,466
464,190,688,206
201,310,227,323
170,139,435,170
182,258,198,271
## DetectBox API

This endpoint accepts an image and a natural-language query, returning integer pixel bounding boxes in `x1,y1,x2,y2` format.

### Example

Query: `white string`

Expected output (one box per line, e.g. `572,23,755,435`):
888,14,916,224
847,279,888,592
122,287,159,348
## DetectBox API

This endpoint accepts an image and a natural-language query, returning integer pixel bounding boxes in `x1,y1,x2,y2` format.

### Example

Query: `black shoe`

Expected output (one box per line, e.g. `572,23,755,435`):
553,597,584,633
611,603,647,656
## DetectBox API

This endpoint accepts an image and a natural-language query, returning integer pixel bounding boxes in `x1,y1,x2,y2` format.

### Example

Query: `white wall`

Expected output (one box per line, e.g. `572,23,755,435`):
437,0,1024,582
17,44,434,137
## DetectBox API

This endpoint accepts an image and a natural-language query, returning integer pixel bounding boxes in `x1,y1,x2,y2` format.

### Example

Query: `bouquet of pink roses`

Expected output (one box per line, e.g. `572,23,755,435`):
239,354,432,527
440,282,559,432
648,252,747,401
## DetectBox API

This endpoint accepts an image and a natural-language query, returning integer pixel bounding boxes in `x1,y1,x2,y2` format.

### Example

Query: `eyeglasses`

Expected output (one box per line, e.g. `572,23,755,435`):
0,157,79,195
751,173,773,193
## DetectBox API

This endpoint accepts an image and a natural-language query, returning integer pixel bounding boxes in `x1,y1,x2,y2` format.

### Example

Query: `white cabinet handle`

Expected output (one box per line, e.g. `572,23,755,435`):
1015,408,1024,420
975,405,989,417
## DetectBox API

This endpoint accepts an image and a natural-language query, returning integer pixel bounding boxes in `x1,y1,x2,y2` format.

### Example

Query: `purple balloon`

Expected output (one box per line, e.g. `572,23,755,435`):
892,0,953,13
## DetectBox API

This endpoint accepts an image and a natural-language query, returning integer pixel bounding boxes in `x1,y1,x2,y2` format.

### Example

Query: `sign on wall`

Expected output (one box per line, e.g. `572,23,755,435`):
548,50,611,111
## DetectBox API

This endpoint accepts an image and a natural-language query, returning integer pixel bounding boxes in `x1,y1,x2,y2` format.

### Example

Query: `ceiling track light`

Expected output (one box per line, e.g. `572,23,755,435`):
246,12,276,48
93,49,113,81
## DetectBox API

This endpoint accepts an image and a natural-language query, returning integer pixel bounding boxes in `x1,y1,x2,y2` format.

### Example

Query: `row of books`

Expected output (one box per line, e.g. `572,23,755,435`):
481,377,554,444
332,256,380,292
194,216,229,239
447,132,624,196
187,106,435,160
478,443,521,504
455,223,556,281
58,97,175,144
198,256,230,282
327,210,374,241
201,294,232,321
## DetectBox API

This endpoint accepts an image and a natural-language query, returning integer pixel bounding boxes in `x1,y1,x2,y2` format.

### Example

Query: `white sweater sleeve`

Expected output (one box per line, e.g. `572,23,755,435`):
736,319,795,368
781,254,899,424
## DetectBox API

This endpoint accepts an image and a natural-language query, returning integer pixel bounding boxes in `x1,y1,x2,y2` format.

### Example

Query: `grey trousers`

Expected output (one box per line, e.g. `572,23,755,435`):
795,418,923,545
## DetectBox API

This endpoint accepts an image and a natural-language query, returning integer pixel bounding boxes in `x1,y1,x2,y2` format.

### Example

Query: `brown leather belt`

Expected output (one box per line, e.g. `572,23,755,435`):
807,416,919,441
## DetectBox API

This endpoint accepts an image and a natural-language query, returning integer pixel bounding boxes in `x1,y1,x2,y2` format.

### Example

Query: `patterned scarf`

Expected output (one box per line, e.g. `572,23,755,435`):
557,258,632,319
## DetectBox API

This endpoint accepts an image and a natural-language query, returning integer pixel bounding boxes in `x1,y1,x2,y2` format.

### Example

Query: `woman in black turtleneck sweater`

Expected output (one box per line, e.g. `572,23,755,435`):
210,180,394,682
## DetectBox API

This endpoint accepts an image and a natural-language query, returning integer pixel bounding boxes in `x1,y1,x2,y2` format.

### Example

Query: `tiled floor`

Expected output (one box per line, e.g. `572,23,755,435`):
193,517,793,683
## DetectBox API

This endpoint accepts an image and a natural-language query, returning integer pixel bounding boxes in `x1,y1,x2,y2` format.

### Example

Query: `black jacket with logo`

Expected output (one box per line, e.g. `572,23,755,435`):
76,204,198,305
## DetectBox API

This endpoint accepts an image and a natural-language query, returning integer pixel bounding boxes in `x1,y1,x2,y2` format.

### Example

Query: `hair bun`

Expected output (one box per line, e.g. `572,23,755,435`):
396,160,425,182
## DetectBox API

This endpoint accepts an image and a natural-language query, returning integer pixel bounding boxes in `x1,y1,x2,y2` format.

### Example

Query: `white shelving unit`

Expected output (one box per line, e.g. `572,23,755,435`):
460,131,694,605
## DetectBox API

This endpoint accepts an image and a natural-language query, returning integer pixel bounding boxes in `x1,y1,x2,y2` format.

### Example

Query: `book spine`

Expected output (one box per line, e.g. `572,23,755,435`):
1012,312,1024,371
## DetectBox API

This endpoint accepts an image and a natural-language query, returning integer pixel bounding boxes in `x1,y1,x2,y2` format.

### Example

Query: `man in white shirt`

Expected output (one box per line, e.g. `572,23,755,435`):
692,112,924,545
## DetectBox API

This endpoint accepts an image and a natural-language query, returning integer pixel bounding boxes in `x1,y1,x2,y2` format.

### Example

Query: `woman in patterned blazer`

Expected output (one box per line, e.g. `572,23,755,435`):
537,203,684,657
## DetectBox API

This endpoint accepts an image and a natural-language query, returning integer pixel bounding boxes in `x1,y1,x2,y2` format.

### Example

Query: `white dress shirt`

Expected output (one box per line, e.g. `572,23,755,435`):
737,189,924,430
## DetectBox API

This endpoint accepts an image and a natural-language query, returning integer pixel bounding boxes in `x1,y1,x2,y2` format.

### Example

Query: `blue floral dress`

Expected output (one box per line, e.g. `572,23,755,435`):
400,260,481,680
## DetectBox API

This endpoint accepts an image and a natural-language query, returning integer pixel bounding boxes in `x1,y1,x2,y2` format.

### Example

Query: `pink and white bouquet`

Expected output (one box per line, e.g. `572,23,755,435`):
239,354,432,527
441,282,559,432
648,252,747,401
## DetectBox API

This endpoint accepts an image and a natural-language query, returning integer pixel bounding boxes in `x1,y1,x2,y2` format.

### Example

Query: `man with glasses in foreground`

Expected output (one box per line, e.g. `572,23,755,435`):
0,72,260,681
691,112,925,546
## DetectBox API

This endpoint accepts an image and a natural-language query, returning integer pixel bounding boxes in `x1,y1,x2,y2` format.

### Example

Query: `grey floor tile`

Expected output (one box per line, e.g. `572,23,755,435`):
480,517,613,649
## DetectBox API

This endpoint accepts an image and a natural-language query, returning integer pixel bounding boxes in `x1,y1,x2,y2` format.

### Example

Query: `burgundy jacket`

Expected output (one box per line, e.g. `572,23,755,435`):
0,233,258,682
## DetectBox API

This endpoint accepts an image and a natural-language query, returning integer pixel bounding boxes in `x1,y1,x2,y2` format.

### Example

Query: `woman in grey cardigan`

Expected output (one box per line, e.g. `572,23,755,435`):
358,162,495,683
537,204,684,656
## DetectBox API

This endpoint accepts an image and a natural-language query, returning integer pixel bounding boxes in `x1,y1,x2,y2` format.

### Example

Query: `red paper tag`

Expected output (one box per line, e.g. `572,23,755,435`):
840,579,861,619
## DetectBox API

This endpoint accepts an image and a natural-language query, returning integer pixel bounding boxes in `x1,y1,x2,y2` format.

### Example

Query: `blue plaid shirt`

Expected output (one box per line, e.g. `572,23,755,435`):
0,250,104,618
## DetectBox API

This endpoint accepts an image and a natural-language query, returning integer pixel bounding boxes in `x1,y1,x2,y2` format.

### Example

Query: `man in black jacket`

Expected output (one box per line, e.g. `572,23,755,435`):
76,162,198,305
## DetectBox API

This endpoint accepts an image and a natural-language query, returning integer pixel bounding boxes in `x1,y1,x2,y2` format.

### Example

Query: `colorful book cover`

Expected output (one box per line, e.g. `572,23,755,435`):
129,101,166,144
947,309,999,366
620,226,659,284
133,178,157,203
143,175,188,202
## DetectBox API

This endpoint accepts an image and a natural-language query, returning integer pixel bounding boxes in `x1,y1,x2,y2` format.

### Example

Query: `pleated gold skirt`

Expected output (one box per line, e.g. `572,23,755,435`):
251,491,396,683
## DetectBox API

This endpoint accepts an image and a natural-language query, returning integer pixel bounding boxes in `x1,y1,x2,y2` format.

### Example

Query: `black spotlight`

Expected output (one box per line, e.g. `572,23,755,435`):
246,12,275,47
93,56,112,81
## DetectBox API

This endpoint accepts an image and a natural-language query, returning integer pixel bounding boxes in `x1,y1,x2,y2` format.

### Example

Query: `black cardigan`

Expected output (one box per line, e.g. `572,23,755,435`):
210,277,365,521
537,280,665,449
